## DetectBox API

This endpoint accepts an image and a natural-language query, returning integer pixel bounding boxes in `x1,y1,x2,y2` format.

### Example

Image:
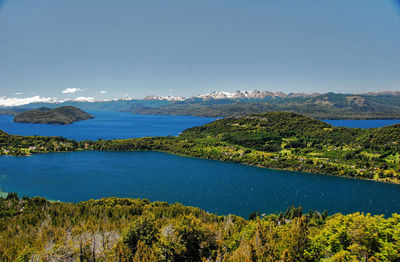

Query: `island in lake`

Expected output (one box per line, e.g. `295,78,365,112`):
13,106,94,125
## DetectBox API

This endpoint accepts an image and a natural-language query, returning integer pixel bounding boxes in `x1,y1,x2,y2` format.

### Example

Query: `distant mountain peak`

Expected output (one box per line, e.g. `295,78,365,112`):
193,90,321,100
143,95,186,101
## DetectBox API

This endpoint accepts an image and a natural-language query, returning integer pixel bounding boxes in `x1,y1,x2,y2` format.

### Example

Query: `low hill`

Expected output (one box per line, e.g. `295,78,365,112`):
181,112,369,151
182,112,331,138
13,106,94,125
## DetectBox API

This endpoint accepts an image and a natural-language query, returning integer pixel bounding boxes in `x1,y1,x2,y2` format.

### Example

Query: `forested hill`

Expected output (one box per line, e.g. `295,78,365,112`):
13,106,94,125
182,112,332,139
179,112,400,182
181,112,400,152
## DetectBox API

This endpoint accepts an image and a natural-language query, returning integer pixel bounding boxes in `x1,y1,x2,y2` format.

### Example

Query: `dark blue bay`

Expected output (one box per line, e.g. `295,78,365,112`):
1,151,399,217
0,111,216,141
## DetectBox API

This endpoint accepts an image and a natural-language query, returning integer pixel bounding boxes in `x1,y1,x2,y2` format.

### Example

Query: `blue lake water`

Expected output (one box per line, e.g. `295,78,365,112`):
1,111,399,142
323,119,400,128
1,151,399,217
1,112,399,142
1,112,400,217
0,111,216,141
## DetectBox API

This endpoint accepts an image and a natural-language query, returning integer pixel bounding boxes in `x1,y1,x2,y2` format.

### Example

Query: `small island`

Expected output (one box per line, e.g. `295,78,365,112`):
13,106,94,125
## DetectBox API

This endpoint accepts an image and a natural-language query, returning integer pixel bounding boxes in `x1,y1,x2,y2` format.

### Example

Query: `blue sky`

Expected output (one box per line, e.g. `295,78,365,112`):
0,0,399,102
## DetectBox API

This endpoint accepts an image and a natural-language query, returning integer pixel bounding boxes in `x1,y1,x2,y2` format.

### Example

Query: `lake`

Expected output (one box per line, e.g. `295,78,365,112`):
0,111,216,141
1,112,400,217
1,112,399,142
1,151,399,217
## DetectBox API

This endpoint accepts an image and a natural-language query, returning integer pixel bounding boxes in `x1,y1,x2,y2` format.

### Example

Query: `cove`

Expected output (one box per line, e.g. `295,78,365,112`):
1,151,399,217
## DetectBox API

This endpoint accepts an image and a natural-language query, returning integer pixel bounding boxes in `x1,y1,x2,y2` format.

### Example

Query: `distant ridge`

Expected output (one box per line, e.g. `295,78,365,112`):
2,90,400,120
143,90,400,101
13,106,94,125
129,92,400,119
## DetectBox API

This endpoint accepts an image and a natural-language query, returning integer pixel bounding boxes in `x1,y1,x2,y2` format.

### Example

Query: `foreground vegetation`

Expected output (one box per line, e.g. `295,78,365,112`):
1,193,399,261
1,112,400,183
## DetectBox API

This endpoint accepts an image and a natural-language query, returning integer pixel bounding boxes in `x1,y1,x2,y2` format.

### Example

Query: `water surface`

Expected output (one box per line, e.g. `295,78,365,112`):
1,151,399,217
323,119,400,128
1,112,398,142
0,111,216,141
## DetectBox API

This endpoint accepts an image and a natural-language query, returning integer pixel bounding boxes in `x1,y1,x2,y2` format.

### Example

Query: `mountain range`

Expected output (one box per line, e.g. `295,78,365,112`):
1,90,400,119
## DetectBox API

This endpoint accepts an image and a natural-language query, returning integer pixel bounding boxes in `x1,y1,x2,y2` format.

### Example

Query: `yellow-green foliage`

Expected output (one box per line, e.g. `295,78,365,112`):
1,195,399,261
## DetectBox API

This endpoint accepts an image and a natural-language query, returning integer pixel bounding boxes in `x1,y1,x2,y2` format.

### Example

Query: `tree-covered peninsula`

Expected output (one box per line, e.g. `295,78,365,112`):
13,106,94,125
1,112,399,183
1,193,399,261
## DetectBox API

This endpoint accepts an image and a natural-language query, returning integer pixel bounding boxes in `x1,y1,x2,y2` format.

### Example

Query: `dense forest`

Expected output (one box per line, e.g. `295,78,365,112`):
1,193,399,261
13,106,94,125
1,112,400,183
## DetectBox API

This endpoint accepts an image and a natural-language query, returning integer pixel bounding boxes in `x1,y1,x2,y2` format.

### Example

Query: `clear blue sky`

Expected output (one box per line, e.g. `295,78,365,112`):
0,0,399,100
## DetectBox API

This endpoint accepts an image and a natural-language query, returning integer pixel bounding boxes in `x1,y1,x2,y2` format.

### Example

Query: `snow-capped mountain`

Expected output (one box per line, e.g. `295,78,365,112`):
2,90,399,107
193,90,317,100
143,95,186,102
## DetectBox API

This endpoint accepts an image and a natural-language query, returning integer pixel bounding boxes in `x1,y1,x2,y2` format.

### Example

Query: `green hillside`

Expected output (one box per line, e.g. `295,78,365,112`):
181,112,398,153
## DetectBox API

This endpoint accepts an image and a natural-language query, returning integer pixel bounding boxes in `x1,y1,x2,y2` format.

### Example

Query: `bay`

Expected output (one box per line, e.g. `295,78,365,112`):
1,151,399,217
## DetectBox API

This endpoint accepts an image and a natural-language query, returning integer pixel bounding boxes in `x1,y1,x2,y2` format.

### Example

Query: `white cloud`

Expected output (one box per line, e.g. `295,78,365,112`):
0,96,57,107
73,97,96,102
15,92,24,95
61,88,83,94
169,89,174,92
100,90,107,94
